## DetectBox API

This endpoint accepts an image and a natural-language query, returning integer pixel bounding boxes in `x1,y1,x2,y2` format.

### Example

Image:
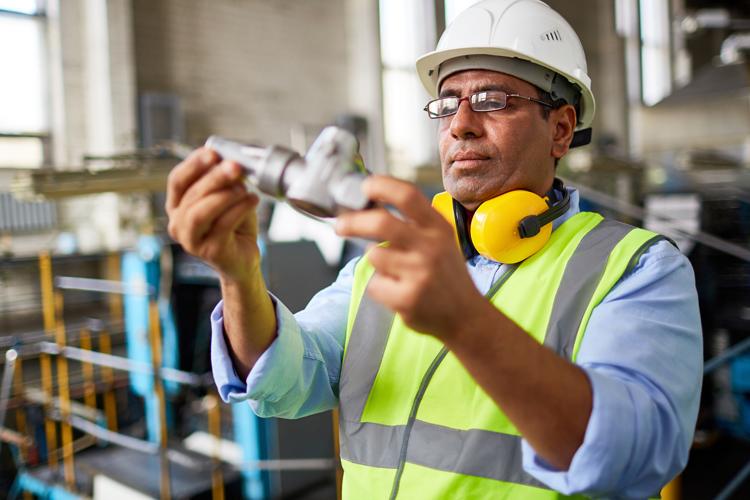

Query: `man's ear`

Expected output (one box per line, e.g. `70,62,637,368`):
550,104,577,160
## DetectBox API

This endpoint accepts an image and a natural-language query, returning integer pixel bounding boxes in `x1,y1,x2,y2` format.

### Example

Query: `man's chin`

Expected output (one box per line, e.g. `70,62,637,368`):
446,184,502,211
446,193,484,212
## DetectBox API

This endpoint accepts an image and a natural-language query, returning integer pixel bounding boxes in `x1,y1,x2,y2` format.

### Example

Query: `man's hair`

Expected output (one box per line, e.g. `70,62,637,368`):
537,89,568,120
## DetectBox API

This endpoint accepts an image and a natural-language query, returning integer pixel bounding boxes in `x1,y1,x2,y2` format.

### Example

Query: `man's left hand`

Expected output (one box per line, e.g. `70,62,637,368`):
335,175,485,341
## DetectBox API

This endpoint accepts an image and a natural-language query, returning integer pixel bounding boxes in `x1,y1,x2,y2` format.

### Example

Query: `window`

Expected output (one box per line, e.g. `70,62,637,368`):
379,0,438,177
639,0,672,105
0,0,49,168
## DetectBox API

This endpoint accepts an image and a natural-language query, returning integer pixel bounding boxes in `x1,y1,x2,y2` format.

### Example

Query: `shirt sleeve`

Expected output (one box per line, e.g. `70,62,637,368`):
521,240,703,498
210,256,360,418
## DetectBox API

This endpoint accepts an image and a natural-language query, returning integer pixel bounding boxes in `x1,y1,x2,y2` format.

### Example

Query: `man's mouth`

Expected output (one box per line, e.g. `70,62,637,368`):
451,151,490,168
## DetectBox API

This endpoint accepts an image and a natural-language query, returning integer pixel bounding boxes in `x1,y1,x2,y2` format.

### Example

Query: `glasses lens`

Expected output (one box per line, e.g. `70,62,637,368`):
471,91,507,112
427,97,458,118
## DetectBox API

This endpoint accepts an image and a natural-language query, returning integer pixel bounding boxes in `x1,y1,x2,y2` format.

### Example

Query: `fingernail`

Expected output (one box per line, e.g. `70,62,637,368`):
202,150,215,164
222,161,238,178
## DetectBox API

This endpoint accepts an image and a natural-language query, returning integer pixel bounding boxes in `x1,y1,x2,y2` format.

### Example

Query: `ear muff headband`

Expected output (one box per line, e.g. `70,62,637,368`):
518,178,570,238
453,198,478,259
432,179,570,264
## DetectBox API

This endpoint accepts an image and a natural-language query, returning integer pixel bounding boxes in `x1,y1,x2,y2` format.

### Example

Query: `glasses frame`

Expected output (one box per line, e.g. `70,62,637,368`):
423,90,553,119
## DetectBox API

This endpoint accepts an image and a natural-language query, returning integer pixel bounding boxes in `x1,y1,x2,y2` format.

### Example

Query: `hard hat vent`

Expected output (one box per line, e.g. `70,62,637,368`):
540,29,562,42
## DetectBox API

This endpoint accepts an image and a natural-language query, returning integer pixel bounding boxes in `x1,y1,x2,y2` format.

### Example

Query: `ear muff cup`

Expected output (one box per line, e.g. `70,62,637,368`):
432,190,554,264
432,191,460,245
470,190,552,263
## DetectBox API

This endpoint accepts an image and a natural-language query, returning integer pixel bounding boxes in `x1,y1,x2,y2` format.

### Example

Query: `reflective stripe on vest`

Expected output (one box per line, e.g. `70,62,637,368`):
339,213,663,498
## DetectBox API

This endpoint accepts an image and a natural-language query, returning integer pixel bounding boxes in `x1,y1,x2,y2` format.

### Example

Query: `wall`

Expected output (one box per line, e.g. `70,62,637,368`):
547,0,629,154
132,0,354,149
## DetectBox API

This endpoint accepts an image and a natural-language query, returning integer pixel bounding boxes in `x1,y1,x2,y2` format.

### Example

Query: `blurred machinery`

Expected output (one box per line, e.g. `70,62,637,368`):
0,230,339,499
562,140,750,499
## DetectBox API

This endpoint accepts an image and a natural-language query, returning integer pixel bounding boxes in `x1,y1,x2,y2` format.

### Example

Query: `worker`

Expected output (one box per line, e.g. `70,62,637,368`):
165,0,702,497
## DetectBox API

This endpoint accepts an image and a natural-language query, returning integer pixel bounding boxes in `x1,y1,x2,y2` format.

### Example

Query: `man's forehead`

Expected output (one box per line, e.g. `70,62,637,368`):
438,69,535,96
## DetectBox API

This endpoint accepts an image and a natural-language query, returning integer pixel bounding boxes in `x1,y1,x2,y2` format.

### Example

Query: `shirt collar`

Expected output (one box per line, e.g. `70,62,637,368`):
552,186,580,231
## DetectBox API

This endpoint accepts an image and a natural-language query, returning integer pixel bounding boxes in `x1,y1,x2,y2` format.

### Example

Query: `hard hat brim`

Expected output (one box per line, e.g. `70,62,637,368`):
416,46,595,130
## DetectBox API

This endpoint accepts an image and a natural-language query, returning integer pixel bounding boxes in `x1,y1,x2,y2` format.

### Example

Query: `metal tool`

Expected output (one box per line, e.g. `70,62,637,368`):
205,126,371,218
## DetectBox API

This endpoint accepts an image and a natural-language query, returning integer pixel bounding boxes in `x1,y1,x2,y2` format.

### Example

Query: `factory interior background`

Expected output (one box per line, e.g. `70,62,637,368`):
1,0,750,498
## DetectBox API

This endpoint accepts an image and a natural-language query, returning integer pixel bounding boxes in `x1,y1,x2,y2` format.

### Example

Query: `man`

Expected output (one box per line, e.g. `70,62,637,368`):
166,0,702,497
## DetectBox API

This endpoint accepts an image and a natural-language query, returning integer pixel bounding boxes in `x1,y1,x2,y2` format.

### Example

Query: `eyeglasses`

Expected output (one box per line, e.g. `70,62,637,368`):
423,90,553,119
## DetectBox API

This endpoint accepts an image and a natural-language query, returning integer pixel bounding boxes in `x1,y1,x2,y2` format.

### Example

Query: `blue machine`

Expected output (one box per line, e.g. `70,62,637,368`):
122,235,180,443
123,235,273,497
731,354,750,437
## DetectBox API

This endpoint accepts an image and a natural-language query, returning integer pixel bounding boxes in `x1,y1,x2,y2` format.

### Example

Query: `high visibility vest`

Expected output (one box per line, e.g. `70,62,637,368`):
338,212,666,499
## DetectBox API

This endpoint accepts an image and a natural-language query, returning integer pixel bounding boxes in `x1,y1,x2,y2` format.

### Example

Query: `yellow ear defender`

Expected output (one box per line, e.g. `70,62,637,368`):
432,178,570,264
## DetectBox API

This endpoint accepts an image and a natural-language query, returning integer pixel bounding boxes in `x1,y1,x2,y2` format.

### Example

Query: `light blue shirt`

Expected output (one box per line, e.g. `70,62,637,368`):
210,190,703,499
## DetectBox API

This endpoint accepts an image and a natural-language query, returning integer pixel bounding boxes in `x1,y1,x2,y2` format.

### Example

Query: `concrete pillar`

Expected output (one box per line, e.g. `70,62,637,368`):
46,0,139,252
344,0,387,174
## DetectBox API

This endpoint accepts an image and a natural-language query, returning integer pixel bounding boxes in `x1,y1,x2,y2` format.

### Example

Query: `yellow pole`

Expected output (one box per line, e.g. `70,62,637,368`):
10,354,31,500
106,252,123,325
38,252,58,470
38,252,55,333
39,352,57,469
104,251,124,428
79,328,97,410
98,329,118,432
206,394,225,500
54,291,76,490
149,299,171,500
13,356,28,463
661,475,681,500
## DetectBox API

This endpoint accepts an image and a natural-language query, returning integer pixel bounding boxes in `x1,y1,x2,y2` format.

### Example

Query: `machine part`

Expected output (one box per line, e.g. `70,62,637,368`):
206,126,371,218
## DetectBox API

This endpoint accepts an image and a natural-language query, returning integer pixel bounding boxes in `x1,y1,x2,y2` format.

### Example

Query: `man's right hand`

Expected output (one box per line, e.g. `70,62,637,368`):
166,147,260,283
166,146,278,379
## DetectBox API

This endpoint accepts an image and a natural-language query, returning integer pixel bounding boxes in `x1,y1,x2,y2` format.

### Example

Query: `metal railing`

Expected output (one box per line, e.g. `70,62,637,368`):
0,252,334,500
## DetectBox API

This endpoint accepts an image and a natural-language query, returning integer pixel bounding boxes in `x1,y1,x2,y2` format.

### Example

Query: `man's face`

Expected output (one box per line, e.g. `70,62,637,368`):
437,70,558,211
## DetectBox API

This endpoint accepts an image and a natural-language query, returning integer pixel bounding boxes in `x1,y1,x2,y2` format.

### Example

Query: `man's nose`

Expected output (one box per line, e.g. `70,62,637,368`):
449,100,484,139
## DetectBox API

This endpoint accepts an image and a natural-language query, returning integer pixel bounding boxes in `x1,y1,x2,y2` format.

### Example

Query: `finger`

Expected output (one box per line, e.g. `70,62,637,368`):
366,273,406,311
207,192,260,238
335,207,416,247
362,175,438,224
166,147,220,212
180,160,245,209
366,245,417,279
178,187,250,246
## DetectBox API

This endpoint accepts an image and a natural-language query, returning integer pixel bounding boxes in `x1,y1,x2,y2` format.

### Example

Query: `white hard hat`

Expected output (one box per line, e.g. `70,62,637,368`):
416,0,595,146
